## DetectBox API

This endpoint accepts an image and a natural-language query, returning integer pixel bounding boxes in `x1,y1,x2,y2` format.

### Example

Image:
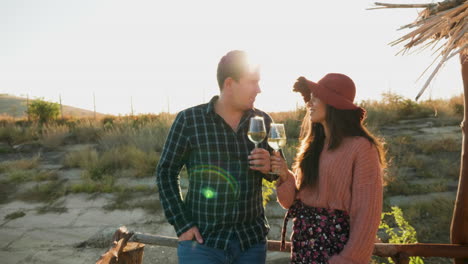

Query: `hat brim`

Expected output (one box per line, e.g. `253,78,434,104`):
293,76,359,110
293,76,367,120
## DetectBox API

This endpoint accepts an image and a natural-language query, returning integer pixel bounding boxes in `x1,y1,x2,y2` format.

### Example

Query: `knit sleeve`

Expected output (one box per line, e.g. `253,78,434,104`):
276,170,297,209
329,139,383,264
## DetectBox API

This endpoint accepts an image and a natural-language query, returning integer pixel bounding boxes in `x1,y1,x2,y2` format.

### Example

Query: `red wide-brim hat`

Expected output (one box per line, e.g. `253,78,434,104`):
293,73,366,120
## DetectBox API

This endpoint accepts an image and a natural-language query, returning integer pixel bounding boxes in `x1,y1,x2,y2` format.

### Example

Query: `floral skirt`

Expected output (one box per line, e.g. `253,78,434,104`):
281,200,350,264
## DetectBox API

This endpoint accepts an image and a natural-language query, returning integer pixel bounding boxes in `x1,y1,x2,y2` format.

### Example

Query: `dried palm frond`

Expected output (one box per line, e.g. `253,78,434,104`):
370,0,468,100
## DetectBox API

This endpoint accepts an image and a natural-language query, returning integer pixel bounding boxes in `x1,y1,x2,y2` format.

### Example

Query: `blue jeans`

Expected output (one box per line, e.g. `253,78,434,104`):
177,238,267,264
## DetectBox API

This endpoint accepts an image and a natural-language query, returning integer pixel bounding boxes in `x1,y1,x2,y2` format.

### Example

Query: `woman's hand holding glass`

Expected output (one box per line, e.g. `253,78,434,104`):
267,123,286,175
270,150,289,182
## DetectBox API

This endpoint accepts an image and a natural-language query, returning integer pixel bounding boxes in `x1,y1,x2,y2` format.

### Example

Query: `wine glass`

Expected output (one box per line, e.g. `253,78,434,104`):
248,116,266,149
268,123,287,174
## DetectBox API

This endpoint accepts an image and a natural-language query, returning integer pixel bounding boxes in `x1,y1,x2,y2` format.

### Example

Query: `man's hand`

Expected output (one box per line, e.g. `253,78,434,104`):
178,226,204,244
249,148,271,174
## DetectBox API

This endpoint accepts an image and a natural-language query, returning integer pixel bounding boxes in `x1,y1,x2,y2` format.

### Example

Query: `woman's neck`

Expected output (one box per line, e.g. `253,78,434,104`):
322,122,330,145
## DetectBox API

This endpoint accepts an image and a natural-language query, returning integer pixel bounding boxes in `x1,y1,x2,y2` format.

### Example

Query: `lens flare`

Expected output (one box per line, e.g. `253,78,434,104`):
191,165,239,198
201,187,216,199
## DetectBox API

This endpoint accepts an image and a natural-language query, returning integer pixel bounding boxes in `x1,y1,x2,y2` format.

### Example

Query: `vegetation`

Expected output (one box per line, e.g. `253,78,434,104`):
0,92,464,263
4,211,26,220
377,206,424,264
27,98,60,124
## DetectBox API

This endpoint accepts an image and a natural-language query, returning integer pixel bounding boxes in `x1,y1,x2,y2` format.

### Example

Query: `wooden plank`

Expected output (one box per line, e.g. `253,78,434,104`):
373,243,468,258
130,232,468,258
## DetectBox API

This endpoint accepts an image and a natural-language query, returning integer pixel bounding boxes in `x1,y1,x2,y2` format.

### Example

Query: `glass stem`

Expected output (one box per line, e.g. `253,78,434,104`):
273,149,279,174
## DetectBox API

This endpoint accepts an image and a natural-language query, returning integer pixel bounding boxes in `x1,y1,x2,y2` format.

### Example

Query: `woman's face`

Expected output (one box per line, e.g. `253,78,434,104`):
307,92,327,124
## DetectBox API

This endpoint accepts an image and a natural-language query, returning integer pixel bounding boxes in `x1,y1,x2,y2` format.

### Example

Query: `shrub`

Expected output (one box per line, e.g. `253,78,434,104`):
0,155,40,173
99,145,160,177
64,144,159,180
262,179,276,208
63,147,99,169
415,137,460,154
40,124,70,148
400,197,454,243
361,92,442,126
17,179,67,203
449,94,463,116
4,211,26,220
99,120,171,153
270,107,306,140
69,175,117,193
0,123,38,146
69,120,102,143
379,206,424,264
27,98,60,124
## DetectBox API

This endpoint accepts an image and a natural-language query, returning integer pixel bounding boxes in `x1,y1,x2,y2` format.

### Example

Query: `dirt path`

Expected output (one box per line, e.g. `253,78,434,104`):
0,191,289,264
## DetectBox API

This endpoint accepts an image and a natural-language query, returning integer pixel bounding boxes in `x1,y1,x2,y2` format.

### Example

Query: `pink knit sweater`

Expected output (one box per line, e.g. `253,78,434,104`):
276,136,383,264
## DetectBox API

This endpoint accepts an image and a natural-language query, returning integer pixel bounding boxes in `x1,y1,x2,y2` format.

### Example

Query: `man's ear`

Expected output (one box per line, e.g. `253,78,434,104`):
223,77,234,90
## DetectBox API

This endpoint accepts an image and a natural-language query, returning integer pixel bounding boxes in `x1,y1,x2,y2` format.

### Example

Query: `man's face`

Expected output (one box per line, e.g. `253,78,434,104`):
229,71,261,111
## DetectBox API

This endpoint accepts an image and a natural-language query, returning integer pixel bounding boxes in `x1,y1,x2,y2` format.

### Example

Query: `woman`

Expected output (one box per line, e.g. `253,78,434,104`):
272,73,386,264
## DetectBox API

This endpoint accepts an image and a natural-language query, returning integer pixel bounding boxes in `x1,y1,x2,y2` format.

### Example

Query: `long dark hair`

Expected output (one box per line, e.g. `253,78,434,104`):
294,105,386,190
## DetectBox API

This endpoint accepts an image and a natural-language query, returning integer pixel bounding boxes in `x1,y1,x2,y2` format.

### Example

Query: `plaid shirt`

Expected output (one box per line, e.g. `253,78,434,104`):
156,96,276,251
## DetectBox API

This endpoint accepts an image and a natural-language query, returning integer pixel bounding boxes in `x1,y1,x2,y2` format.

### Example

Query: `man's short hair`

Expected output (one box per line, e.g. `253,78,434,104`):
216,50,251,90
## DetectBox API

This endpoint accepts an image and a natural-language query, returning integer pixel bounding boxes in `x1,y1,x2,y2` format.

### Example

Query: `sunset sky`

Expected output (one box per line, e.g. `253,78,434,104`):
0,0,464,115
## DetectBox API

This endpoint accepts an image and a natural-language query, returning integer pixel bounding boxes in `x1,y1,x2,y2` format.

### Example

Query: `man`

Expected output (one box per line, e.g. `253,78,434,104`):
156,50,276,264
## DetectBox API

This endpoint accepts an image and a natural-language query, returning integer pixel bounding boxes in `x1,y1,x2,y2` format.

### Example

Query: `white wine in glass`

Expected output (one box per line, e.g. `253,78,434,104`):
268,123,287,175
267,123,286,152
248,116,266,148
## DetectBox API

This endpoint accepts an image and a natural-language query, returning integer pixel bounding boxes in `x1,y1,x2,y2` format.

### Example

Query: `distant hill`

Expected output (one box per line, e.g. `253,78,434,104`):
0,94,106,118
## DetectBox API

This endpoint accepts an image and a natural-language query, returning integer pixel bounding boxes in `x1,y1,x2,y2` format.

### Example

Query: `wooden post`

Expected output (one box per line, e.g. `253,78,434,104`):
96,226,144,264
391,252,410,264
451,53,468,264
93,93,97,120
118,242,145,264
26,94,30,122
59,94,63,120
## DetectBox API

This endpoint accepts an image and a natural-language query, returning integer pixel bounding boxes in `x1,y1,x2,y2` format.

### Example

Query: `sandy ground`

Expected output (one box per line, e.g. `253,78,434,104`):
1,121,461,264
0,192,290,264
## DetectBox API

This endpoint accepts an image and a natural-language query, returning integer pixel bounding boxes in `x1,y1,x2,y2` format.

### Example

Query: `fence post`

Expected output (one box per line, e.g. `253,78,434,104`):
95,226,144,264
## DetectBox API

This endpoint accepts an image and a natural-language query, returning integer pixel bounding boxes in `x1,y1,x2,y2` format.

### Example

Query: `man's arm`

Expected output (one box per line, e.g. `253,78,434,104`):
156,111,194,236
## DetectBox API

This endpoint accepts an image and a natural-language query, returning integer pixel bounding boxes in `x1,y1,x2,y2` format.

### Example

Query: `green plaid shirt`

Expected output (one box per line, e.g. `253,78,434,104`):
156,96,276,251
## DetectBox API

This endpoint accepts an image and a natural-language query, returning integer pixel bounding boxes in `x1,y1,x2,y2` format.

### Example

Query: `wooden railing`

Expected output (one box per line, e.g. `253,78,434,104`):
130,232,468,264
96,227,468,264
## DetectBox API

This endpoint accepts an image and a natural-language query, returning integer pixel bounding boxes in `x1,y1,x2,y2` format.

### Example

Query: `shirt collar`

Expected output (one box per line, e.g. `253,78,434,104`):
205,95,258,118
206,96,218,115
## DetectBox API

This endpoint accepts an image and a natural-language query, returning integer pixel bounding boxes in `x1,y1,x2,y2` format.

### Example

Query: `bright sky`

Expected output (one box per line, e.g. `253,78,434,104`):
0,0,464,115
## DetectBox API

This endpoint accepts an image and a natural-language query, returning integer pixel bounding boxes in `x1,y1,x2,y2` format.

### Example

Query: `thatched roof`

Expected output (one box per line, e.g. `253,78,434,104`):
370,0,467,100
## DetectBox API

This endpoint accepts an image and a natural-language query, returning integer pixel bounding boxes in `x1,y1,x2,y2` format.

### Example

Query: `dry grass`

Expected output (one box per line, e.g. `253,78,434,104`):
63,147,99,169
4,211,26,220
270,107,306,140
99,118,172,153
371,1,468,100
401,196,455,243
40,124,70,148
416,137,460,154
68,176,117,193
69,119,103,143
0,155,40,173
0,123,38,146
64,145,159,179
16,179,67,203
